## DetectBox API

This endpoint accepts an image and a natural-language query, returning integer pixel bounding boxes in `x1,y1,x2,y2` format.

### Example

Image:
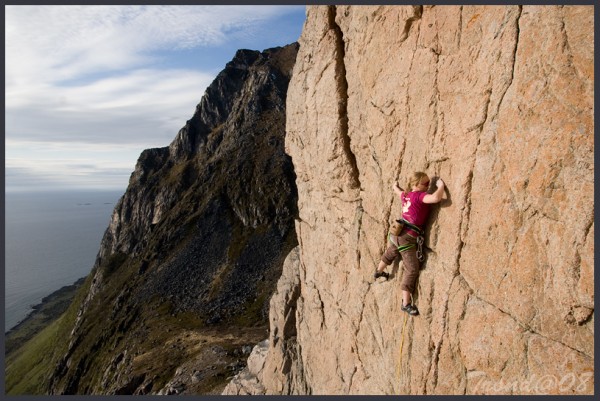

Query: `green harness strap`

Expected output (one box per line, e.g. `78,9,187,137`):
388,233,416,253
397,243,416,252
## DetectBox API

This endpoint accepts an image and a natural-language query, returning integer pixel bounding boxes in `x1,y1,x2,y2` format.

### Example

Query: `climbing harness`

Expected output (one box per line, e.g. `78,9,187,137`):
388,233,416,251
398,218,424,236
388,218,426,263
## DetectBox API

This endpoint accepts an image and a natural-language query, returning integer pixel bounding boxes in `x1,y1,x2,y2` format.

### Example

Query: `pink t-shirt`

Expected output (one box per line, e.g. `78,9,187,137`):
401,191,430,236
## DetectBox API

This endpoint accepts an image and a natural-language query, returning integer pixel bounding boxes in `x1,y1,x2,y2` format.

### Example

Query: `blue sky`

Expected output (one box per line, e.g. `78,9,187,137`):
5,5,306,192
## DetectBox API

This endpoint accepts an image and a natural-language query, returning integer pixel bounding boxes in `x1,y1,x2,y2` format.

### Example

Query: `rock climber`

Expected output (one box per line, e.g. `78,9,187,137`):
374,172,445,316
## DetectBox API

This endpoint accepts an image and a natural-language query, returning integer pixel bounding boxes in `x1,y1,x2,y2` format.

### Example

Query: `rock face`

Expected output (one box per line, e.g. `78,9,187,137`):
238,5,593,395
46,43,299,394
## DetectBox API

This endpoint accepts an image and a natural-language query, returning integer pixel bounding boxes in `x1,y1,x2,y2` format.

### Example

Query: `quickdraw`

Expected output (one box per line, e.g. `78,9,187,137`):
416,236,425,262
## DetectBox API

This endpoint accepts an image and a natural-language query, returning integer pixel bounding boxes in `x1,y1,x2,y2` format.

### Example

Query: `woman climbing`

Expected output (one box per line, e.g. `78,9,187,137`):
374,172,445,316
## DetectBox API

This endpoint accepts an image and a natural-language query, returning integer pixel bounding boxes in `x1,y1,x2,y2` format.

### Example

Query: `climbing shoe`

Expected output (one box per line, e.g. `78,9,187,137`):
374,270,390,280
401,303,419,316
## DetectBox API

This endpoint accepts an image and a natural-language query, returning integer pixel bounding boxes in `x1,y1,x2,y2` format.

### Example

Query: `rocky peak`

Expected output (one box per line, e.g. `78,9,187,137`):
47,43,300,395
168,46,296,161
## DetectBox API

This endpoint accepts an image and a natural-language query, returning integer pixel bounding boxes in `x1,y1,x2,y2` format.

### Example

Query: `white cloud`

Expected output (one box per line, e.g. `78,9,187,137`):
6,68,215,147
5,5,304,142
5,5,305,191
7,67,215,111
6,140,144,191
5,5,301,88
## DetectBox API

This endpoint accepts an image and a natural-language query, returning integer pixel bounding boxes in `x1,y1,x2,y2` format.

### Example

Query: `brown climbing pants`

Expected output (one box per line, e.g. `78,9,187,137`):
380,231,420,293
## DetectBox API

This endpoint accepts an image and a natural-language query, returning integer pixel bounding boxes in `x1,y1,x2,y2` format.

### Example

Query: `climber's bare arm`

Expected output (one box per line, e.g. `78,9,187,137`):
393,182,403,198
423,179,445,204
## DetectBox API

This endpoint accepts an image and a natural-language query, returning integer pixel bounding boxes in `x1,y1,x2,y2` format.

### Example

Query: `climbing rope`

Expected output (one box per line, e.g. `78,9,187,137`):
395,293,413,392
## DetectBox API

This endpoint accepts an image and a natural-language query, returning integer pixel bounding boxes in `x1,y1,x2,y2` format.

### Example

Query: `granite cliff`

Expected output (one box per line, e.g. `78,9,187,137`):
224,5,594,395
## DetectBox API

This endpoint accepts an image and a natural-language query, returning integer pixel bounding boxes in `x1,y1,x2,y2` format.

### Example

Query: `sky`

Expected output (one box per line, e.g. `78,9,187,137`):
5,5,306,192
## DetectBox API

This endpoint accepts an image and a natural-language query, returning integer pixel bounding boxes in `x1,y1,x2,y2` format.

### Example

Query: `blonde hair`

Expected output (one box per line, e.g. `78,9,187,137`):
407,171,429,190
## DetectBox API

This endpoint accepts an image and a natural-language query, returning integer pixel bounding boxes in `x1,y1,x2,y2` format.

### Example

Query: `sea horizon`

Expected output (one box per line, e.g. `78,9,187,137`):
4,188,124,331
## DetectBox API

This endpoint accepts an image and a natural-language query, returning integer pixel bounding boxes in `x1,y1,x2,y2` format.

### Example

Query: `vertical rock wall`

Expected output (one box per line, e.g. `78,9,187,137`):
259,5,593,395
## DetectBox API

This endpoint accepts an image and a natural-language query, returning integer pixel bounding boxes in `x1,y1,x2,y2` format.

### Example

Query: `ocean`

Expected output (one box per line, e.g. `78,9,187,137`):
4,190,124,332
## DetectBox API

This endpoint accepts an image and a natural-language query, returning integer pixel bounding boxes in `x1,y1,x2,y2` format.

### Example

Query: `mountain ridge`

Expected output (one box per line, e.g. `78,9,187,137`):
5,42,300,395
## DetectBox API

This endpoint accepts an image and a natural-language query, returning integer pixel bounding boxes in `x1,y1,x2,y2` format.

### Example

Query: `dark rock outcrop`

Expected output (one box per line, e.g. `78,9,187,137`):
46,43,299,395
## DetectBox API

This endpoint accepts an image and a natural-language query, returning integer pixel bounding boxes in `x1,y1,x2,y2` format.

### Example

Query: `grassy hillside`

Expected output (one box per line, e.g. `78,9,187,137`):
5,275,93,394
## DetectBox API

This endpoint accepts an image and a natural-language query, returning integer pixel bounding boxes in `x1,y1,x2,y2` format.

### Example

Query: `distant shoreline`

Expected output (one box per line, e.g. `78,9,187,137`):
5,276,87,356
5,189,122,340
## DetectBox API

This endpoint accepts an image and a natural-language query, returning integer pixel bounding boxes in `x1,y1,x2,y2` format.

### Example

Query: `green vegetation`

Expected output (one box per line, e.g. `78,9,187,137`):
5,274,94,394
5,316,64,394
5,278,86,355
